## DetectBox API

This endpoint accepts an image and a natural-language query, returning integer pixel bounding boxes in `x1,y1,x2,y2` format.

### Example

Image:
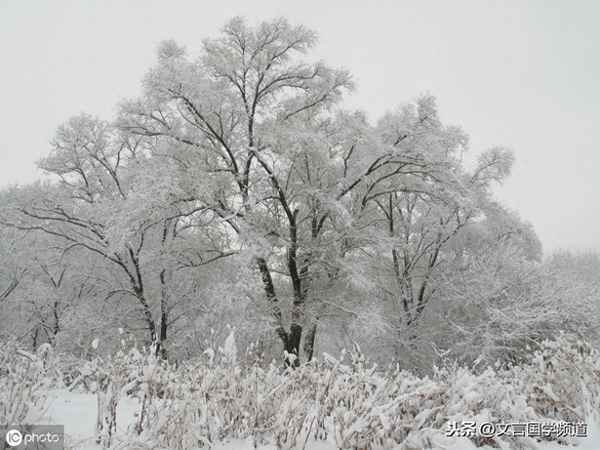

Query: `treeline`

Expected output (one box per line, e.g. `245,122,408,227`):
0,17,598,371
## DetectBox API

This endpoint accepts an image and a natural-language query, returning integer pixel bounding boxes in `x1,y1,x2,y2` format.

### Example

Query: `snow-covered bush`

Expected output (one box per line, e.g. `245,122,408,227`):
74,339,151,449
517,335,600,423
0,341,52,425
63,332,598,450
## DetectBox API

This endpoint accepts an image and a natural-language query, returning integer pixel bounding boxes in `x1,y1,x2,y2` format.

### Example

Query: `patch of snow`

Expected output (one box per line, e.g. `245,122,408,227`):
41,389,138,450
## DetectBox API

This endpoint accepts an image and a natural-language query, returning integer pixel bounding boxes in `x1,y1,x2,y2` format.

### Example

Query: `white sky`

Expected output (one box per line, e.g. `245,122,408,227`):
0,0,598,253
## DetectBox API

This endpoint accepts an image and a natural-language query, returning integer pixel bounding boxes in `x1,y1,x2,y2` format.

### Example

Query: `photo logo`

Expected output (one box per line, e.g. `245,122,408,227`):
5,429,23,447
0,425,63,450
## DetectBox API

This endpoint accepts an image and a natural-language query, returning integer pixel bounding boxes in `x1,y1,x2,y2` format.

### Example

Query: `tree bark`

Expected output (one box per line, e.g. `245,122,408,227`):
303,322,317,362
157,269,169,360
256,256,301,367
32,326,39,351
133,287,156,349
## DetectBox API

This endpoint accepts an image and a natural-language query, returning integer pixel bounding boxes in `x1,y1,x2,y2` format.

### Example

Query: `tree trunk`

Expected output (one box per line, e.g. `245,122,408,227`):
157,315,167,360
157,269,169,360
286,216,304,367
303,322,317,362
32,326,39,351
134,288,156,350
52,299,60,340
287,320,302,367
256,257,302,367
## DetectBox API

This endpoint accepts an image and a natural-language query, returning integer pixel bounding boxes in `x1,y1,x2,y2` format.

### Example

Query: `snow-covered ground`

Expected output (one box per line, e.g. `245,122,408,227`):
39,389,138,450
37,389,600,450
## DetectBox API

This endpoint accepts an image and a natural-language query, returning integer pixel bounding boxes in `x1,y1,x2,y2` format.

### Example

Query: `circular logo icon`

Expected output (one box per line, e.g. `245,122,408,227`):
5,429,23,447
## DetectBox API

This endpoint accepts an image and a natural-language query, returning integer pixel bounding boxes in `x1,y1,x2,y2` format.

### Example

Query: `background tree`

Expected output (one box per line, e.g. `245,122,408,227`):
1,17,595,372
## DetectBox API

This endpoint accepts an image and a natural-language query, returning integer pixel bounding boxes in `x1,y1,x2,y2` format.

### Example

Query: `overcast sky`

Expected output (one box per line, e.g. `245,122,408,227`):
1,1,598,253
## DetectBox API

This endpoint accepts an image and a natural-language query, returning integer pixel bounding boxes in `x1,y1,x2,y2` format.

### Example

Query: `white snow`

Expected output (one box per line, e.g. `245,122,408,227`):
221,328,238,366
40,389,138,450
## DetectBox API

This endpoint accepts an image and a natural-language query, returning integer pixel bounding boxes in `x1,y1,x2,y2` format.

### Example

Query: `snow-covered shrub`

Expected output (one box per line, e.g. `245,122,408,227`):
79,340,149,449
517,335,600,423
101,333,599,450
131,357,213,449
0,342,51,425
436,366,537,448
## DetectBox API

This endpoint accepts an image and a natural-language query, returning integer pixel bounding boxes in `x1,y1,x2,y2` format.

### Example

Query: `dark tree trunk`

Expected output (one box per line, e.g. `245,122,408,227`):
286,214,305,367
287,320,302,367
157,269,169,360
303,322,317,362
256,256,302,367
156,323,167,360
256,257,289,345
126,248,157,350
52,299,60,338
134,287,156,349
32,326,39,351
